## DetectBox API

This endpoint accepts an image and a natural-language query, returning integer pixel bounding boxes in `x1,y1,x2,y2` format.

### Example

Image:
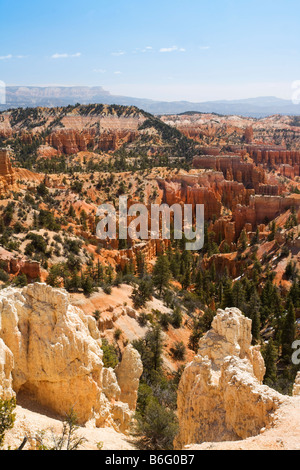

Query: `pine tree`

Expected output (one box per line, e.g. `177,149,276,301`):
289,280,300,309
182,266,191,290
172,307,183,329
238,229,248,252
152,255,171,296
132,277,153,309
264,339,278,384
247,290,261,343
251,228,260,246
281,300,297,359
96,260,104,285
268,221,277,241
221,279,233,309
232,281,246,310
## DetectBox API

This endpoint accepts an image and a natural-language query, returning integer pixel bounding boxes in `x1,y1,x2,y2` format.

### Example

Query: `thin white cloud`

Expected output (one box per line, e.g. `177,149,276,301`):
111,51,125,56
0,54,28,60
199,46,210,50
114,71,122,75
159,46,186,53
141,46,154,53
51,52,81,59
93,69,107,74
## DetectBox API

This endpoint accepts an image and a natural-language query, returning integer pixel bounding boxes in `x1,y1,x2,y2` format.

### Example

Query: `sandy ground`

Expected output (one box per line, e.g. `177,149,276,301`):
3,396,137,451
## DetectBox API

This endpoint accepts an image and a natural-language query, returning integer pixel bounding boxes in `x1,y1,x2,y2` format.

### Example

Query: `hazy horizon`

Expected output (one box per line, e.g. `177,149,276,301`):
2,84,296,104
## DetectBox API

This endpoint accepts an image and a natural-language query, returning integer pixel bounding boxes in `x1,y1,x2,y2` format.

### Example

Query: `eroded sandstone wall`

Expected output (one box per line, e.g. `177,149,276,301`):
174,308,288,449
0,283,142,433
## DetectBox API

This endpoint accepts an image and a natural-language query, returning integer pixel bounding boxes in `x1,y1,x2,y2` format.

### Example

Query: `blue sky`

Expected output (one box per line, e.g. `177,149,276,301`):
1,0,300,101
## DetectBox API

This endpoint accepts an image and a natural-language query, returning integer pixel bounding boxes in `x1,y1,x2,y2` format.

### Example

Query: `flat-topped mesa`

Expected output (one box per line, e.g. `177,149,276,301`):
174,308,290,450
0,148,15,194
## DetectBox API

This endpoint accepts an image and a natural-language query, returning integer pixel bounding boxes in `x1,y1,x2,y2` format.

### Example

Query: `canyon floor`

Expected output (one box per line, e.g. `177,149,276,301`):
5,402,137,451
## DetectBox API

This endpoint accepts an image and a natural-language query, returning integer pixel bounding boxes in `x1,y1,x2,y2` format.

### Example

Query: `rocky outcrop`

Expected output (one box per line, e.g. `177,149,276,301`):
244,126,254,144
0,247,41,281
115,345,143,411
293,373,300,397
202,253,245,279
174,308,288,450
233,195,300,237
193,155,266,191
0,283,142,432
246,146,300,175
209,217,236,245
47,129,96,154
0,149,15,195
157,171,253,221
0,339,14,400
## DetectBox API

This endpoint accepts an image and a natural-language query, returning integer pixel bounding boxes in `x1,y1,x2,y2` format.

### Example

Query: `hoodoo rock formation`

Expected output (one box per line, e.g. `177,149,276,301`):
174,308,295,450
0,247,42,282
0,283,143,433
193,155,266,191
0,149,16,195
46,129,139,154
233,194,300,237
157,171,253,221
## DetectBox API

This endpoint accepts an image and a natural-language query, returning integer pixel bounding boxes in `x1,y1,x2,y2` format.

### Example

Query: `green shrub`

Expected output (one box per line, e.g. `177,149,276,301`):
0,397,16,448
0,269,9,283
135,398,178,450
101,339,119,369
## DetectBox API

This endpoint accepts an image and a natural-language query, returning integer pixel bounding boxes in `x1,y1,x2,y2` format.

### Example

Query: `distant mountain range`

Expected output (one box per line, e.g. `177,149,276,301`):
1,86,300,118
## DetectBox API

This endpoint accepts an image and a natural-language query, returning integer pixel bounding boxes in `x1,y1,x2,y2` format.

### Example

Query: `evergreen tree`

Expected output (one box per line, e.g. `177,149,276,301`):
152,255,171,296
251,228,260,246
132,277,153,309
238,229,248,252
135,398,178,451
232,281,246,311
247,290,261,343
267,221,277,242
281,300,297,359
82,274,94,296
134,326,164,380
172,306,183,329
221,279,233,309
289,280,300,309
182,266,191,290
264,339,278,385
